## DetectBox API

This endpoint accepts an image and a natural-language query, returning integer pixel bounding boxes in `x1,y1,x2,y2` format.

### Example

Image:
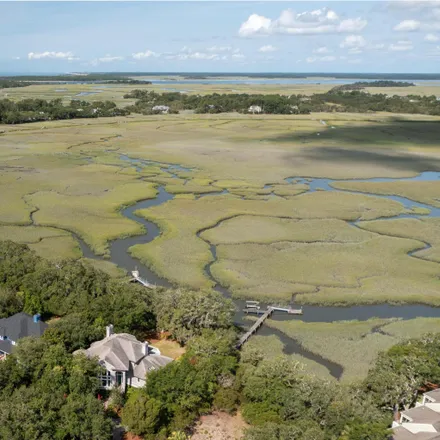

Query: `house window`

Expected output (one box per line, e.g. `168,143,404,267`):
116,371,123,387
100,371,112,388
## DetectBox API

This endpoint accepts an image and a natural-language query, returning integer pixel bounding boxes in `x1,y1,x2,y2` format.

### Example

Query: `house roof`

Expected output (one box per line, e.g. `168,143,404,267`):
402,406,440,424
425,390,440,402
133,353,174,379
0,339,13,355
0,313,47,343
77,333,173,379
393,427,440,440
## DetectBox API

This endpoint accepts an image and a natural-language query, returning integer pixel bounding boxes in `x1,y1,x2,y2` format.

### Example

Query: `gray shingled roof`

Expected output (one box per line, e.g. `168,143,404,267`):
402,406,440,424
425,390,440,402
393,427,440,440
0,313,47,343
0,339,13,355
78,333,173,379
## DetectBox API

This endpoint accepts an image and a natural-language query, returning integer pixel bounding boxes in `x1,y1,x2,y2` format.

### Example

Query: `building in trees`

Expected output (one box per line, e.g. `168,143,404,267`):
152,105,170,114
0,312,47,358
75,324,173,392
248,105,262,114
393,390,440,439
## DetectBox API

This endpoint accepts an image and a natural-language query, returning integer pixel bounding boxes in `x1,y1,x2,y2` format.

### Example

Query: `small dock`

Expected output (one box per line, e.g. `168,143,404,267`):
237,304,303,349
130,270,156,289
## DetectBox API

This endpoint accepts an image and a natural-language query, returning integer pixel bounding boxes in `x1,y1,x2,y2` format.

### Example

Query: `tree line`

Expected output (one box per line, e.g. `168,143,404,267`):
1,239,440,439
0,98,130,124
124,89,440,116
0,73,152,84
331,80,415,92
0,80,31,89
1,86,439,125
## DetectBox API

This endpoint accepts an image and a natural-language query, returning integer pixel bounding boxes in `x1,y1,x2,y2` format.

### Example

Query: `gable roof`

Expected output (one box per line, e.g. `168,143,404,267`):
0,313,47,343
78,333,173,379
425,390,440,402
393,427,440,440
402,406,440,425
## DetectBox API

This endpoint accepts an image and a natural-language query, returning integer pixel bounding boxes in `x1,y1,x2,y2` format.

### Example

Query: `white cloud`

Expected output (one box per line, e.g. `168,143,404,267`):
132,50,160,59
97,55,124,63
28,51,76,60
259,44,277,53
388,1,440,11
306,55,337,63
88,55,124,66
393,19,421,31
313,46,331,54
340,35,367,54
239,14,272,37
238,7,367,37
340,35,367,48
166,46,243,61
339,36,388,54
206,46,233,52
370,43,386,50
425,33,439,41
12,56,21,60
389,40,414,51
337,18,368,33
188,52,220,60
168,48,221,61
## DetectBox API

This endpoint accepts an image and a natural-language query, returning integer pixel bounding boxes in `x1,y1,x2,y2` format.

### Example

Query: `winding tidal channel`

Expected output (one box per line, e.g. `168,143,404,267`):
75,155,440,379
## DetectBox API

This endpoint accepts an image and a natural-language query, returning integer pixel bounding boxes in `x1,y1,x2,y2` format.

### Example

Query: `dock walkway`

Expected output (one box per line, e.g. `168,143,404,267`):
237,305,303,349
130,270,156,289
237,307,274,348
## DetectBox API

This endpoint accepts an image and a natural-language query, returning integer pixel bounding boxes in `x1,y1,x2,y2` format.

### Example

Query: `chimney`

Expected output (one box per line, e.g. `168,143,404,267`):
142,341,149,356
106,324,114,338
33,314,41,323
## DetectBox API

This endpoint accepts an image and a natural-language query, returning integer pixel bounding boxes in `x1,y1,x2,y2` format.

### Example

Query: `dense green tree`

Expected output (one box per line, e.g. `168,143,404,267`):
0,285,23,317
0,98,130,124
57,393,113,440
0,338,112,440
364,333,440,410
122,331,238,436
122,390,165,438
154,288,234,343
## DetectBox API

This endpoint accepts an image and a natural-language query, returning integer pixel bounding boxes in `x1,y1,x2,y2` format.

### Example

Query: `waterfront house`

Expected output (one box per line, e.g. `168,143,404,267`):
75,325,173,392
392,390,440,439
0,312,48,358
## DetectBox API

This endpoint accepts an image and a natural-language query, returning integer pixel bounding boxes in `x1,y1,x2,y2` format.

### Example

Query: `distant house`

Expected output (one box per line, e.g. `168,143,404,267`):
152,105,170,114
248,105,262,114
0,312,48,358
75,325,173,392
392,390,440,440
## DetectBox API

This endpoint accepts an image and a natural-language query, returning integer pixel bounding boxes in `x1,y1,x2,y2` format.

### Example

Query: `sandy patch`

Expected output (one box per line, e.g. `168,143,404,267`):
190,411,248,440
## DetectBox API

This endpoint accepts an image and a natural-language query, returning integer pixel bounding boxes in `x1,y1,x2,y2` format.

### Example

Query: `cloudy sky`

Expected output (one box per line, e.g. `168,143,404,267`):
1,1,440,74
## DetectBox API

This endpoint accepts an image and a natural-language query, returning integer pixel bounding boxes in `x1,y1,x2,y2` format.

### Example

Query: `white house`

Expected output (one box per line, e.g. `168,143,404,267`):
393,390,440,440
248,105,262,114
75,325,173,392
152,105,170,114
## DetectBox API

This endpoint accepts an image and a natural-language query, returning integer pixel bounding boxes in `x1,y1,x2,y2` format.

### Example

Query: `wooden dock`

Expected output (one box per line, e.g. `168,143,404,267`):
237,307,274,348
130,270,156,289
237,305,304,349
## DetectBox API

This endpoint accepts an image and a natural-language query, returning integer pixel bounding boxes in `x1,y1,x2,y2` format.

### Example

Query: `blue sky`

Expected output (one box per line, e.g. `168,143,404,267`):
1,1,440,73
